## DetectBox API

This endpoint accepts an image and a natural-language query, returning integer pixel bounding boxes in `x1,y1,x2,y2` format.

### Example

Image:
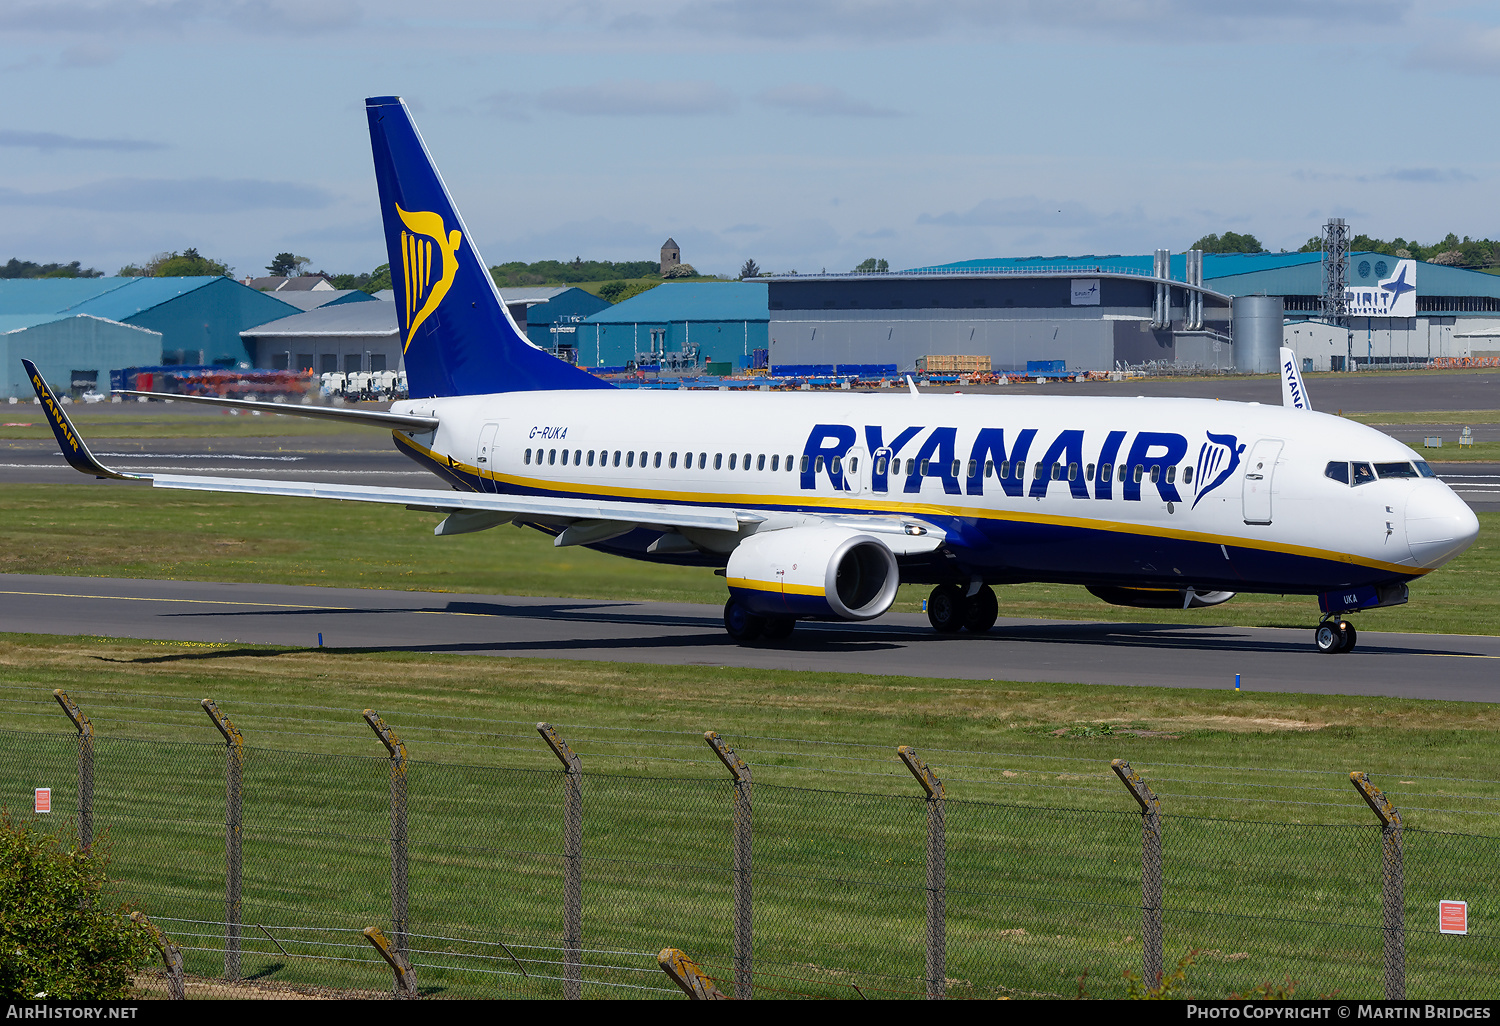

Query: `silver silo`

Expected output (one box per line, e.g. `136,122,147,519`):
1232,295,1284,374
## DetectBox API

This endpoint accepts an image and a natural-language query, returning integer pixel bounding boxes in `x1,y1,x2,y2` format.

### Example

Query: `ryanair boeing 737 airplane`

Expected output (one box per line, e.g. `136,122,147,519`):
24,96,1480,653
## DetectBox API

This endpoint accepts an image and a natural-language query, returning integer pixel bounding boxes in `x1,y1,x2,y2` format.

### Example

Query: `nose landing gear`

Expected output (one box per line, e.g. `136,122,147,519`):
927,583,999,634
1315,617,1357,653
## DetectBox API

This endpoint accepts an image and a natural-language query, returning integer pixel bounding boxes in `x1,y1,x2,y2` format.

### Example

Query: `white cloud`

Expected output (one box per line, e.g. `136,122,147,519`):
0,129,166,152
536,79,737,116
0,177,334,213
756,84,899,118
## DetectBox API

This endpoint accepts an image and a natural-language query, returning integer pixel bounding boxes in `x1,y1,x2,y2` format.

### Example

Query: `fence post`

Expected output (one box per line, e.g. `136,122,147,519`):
658,947,731,1000
537,722,583,1000
201,699,243,981
52,690,92,852
364,710,409,968
364,926,419,999
131,912,185,1000
897,745,946,1000
1111,759,1162,987
1351,771,1404,1000
705,731,752,1000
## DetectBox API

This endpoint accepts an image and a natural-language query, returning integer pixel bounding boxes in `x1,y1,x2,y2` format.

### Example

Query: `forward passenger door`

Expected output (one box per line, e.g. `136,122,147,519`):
1241,439,1283,525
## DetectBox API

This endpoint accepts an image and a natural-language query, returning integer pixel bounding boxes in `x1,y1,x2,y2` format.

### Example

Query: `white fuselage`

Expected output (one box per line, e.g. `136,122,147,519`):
389,389,1478,594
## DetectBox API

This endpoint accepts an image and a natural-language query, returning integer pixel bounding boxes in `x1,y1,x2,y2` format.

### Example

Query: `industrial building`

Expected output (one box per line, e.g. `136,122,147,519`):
577,282,768,369
499,286,610,356
1,313,162,399
765,251,1500,375
0,276,299,369
242,302,400,375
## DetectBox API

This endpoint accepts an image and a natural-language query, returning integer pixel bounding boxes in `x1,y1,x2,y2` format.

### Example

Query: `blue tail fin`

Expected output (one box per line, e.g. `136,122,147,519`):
365,95,612,398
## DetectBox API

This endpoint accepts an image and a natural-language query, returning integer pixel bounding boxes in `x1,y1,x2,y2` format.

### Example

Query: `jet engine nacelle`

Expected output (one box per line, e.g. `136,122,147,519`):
726,526,899,621
1087,586,1236,610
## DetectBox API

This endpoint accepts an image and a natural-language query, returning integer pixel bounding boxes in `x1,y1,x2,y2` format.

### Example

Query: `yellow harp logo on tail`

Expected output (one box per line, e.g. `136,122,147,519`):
396,205,463,352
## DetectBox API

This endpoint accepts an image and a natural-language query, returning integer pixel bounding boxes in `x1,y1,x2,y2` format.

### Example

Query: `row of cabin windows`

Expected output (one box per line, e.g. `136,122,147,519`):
872,456,1194,485
522,447,1195,487
524,448,807,472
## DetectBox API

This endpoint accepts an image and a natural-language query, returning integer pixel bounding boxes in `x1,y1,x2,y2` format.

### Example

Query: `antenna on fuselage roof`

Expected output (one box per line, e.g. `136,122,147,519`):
906,374,919,397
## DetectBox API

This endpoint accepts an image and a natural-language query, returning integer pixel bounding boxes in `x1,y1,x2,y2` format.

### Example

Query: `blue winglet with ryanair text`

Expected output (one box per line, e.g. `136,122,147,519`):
365,95,613,400
21,359,145,481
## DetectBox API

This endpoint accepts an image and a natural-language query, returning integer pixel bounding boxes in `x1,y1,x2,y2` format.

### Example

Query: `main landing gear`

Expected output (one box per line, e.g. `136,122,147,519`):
723,597,797,645
1315,617,1358,654
927,584,999,635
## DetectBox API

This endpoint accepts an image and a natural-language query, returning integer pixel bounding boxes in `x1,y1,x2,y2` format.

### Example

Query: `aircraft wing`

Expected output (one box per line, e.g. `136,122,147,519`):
147,473,746,532
114,389,439,431
23,358,745,533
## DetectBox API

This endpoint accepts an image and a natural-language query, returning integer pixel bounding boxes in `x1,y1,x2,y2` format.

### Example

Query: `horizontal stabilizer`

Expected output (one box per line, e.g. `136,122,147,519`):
116,390,439,431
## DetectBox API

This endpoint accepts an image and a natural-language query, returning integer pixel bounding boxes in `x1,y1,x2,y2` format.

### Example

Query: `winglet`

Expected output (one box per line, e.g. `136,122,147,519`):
1279,347,1311,411
21,359,147,481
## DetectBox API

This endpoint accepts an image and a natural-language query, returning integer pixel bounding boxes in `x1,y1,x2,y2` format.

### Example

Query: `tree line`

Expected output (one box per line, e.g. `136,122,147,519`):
1190,231,1500,270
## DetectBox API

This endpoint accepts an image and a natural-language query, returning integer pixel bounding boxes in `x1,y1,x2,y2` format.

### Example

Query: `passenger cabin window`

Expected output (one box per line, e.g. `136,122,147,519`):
816,455,825,472
984,460,994,478
1100,462,1112,480
698,453,707,469
670,452,678,468
627,451,635,468
832,457,842,475
1182,466,1194,484
561,449,569,466
524,449,532,465
1150,466,1160,484
549,449,557,465
1085,463,1095,481
587,450,595,466
1133,465,1143,483
654,452,662,468
729,453,737,470
1069,462,1079,481
1375,462,1419,479
614,451,621,467
715,453,724,470
757,455,766,471
801,456,810,472
999,461,1010,479
1351,462,1374,486
743,453,751,469
1165,466,1175,484
1118,464,1128,482
1325,461,1349,484
787,455,794,471
771,455,780,471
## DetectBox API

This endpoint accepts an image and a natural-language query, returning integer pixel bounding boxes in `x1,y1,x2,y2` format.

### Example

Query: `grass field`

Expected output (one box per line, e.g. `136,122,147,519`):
1,484,1496,635
3,636,1498,999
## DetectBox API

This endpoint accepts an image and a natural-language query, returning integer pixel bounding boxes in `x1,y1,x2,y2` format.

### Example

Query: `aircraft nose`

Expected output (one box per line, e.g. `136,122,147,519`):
1405,480,1480,569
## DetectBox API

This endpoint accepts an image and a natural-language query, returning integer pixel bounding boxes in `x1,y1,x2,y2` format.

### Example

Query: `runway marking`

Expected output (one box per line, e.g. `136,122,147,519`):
0,589,354,611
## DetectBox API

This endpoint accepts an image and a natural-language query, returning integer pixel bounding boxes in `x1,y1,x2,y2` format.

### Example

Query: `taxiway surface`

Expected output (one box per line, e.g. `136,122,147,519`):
2,573,1496,702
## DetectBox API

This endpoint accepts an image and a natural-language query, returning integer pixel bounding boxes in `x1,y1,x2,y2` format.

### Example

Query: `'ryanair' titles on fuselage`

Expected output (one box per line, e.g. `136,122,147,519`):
801,423,1240,506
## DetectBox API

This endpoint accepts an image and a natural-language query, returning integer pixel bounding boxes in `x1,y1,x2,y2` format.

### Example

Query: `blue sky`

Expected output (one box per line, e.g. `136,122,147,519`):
1,1,1496,279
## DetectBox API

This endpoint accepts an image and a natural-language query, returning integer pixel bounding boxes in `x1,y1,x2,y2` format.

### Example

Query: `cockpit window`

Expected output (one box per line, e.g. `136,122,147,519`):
1325,461,1349,484
1351,462,1375,486
1375,461,1419,479
1415,461,1437,478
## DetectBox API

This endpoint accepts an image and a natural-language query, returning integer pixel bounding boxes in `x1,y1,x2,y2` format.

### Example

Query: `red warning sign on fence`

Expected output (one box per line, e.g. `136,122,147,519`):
1440,900,1468,935
34,788,50,814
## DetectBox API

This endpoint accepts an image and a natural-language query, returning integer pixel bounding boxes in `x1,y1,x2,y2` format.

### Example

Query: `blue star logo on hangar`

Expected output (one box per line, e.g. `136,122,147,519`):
1382,264,1416,304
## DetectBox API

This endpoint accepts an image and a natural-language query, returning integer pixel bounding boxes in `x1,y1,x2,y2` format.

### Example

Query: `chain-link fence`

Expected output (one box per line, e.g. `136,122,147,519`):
3,686,1499,1000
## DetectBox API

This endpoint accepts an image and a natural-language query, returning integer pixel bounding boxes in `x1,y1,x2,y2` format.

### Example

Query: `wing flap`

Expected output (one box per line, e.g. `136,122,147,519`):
147,473,742,532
